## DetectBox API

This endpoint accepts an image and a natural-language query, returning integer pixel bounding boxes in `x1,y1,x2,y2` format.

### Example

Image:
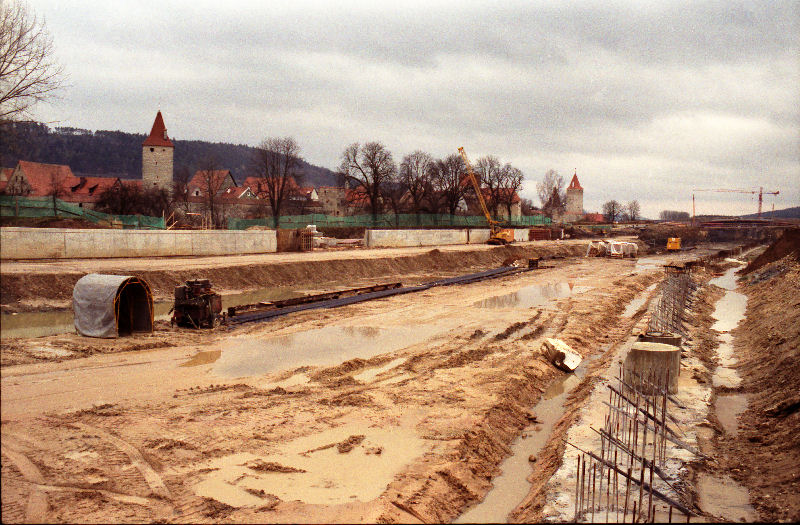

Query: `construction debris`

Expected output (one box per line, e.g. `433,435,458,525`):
542,338,583,372
586,240,639,258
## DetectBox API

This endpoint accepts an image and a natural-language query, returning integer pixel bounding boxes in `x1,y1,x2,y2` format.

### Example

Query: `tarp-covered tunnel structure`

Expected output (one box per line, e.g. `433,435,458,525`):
73,274,154,338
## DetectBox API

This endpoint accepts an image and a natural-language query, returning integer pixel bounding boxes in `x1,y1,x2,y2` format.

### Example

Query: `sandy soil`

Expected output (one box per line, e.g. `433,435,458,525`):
2,239,793,524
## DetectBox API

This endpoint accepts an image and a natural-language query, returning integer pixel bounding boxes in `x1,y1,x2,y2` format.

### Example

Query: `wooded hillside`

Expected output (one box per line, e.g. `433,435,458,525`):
0,121,339,187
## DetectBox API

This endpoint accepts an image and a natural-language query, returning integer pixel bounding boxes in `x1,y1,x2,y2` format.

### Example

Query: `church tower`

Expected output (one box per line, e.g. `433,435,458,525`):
565,171,584,221
142,111,174,189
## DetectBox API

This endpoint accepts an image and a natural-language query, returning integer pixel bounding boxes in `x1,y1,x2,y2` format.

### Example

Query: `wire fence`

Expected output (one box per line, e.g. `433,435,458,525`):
0,196,166,229
227,213,552,230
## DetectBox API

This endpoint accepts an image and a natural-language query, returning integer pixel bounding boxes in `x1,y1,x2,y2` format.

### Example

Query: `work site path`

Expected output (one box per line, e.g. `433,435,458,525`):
1,247,734,523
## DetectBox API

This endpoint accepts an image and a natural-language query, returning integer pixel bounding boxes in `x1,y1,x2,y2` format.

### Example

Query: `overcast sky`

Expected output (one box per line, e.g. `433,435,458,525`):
29,0,799,218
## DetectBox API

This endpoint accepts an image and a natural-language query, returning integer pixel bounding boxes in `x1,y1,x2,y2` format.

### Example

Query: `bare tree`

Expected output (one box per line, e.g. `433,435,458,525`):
474,155,502,217
497,163,524,218
338,142,396,220
47,167,68,215
195,155,225,227
398,150,434,216
96,182,170,217
171,165,192,215
626,200,641,222
520,197,537,216
431,154,467,217
252,136,302,228
537,169,565,218
603,200,622,222
659,210,690,221
0,2,64,121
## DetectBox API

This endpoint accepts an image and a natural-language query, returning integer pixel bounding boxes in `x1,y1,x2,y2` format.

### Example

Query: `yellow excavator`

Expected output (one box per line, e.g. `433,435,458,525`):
458,147,515,245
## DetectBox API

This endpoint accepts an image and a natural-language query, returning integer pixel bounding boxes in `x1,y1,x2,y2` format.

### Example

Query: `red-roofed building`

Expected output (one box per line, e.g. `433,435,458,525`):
188,169,237,197
3,160,80,197
1,160,126,209
582,213,605,223
0,167,13,193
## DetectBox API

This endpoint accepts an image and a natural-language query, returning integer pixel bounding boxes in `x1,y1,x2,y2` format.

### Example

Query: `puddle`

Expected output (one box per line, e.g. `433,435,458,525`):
193,423,427,506
180,350,222,367
710,266,748,388
715,394,748,436
697,473,758,521
473,282,590,309
0,287,305,340
710,292,747,333
699,264,757,520
456,366,588,523
353,358,406,383
709,264,742,291
622,282,659,318
207,324,443,378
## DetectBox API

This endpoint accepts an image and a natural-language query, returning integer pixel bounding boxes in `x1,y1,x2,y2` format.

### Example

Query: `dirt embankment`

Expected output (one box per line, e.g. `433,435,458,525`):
0,243,587,312
724,255,800,522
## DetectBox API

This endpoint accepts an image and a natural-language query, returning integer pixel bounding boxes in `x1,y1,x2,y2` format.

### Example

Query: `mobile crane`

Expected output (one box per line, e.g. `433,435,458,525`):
458,147,515,245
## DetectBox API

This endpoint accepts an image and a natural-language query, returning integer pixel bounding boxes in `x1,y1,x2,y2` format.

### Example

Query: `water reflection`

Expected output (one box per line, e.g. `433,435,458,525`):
0,287,304,340
208,324,442,378
474,282,590,309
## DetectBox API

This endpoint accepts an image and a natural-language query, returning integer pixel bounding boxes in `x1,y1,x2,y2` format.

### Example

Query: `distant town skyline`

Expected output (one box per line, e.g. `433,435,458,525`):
28,0,799,219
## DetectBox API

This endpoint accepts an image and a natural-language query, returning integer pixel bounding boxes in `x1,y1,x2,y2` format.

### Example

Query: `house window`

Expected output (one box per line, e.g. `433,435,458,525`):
150,148,154,152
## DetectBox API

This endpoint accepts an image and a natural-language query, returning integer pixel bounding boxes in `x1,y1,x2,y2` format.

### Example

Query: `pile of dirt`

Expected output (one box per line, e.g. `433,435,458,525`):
722,256,800,522
638,224,707,248
741,228,800,274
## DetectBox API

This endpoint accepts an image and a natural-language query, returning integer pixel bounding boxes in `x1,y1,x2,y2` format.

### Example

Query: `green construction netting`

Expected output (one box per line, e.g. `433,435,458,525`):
0,196,165,229
228,213,552,230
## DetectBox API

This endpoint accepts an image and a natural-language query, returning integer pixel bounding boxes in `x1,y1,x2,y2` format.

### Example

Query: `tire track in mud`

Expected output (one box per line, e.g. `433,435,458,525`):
75,423,173,501
1,434,49,523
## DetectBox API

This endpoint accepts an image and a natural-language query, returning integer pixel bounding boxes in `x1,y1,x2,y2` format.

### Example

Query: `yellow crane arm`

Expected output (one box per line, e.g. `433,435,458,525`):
458,147,497,228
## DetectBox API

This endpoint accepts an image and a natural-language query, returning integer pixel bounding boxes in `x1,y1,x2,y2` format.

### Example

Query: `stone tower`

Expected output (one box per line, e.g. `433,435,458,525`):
565,171,583,221
142,111,174,189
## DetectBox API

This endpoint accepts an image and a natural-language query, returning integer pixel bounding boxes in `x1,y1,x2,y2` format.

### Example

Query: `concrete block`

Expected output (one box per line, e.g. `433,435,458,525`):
623,342,680,394
542,338,583,372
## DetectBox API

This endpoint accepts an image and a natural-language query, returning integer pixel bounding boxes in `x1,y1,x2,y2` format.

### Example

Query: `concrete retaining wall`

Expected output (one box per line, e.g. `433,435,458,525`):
0,227,277,259
364,228,536,247
364,229,468,248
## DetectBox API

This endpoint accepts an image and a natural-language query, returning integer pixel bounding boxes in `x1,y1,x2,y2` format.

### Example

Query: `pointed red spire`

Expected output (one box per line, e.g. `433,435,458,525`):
142,111,174,147
568,170,582,190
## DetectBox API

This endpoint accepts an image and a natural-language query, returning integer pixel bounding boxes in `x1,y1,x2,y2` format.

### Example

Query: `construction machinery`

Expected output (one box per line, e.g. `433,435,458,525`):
458,147,515,245
172,279,223,328
692,187,779,225
666,237,681,251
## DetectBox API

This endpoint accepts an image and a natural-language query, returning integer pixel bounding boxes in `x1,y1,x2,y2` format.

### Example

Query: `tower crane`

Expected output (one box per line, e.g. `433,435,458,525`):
691,187,779,225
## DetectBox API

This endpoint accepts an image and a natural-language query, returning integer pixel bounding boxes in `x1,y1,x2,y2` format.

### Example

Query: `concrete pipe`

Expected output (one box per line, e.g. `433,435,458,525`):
623,342,680,394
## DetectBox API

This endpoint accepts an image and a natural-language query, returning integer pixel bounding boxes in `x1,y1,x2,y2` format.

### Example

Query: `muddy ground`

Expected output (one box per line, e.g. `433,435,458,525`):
1,238,797,523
